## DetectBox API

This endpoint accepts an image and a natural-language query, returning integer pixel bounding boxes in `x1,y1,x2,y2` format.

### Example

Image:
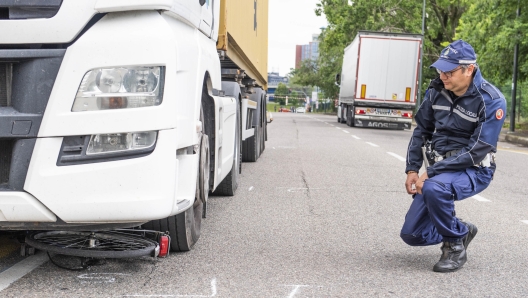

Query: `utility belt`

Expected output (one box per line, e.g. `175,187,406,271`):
434,149,495,167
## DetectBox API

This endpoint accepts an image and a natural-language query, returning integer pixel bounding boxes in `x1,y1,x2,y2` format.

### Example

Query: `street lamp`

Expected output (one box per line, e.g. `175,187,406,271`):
417,0,426,108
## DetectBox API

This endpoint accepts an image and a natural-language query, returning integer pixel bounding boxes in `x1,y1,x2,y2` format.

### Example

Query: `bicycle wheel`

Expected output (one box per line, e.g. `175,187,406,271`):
26,231,157,259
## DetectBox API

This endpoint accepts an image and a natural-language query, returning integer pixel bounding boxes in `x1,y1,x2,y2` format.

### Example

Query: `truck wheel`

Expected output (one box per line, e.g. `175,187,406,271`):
198,133,210,218
346,106,354,127
142,106,209,251
242,119,260,162
340,104,346,123
213,99,241,196
142,183,204,252
259,98,266,155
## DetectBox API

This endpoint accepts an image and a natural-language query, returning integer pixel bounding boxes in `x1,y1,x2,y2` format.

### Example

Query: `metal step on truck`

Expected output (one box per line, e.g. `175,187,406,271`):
0,0,269,258
336,31,422,130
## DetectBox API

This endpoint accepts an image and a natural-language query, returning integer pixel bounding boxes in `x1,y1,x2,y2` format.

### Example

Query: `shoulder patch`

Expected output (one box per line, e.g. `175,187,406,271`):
496,109,504,120
481,82,502,100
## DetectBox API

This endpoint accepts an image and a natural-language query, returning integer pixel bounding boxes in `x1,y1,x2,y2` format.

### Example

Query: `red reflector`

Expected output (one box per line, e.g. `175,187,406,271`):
402,112,412,118
356,109,366,115
159,235,169,257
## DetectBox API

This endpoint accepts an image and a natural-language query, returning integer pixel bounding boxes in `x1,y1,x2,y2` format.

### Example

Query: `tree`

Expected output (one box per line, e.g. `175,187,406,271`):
274,82,289,105
456,0,528,84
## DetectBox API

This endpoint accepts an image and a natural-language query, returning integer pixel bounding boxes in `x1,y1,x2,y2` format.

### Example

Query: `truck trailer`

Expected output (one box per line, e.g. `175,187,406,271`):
336,31,422,130
0,0,268,252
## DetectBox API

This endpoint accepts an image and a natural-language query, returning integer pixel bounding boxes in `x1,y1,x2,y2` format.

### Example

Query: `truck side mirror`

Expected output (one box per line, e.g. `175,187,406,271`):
199,0,206,6
335,73,341,86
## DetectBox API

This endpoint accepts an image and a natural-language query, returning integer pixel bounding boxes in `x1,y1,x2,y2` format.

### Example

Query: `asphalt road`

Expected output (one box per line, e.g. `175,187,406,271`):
1,112,528,297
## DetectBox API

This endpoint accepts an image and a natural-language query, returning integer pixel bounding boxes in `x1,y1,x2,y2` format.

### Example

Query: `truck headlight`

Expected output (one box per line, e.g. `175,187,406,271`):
72,66,164,112
87,131,157,155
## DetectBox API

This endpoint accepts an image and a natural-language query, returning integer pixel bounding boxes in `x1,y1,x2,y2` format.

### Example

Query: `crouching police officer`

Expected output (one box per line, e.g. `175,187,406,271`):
401,40,507,272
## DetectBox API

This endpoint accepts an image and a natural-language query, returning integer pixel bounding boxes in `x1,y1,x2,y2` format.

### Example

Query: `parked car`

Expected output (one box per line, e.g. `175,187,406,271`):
278,107,291,112
296,107,306,113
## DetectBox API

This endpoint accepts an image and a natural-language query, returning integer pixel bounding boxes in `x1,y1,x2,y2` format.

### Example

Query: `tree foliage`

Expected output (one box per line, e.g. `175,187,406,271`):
274,82,289,105
457,0,528,84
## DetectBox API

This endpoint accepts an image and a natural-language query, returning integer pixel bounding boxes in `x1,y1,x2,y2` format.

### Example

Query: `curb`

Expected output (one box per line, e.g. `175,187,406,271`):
504,134,528,147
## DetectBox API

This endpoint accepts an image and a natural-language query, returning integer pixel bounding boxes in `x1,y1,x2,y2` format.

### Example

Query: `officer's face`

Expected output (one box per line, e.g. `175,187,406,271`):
439,64,475,96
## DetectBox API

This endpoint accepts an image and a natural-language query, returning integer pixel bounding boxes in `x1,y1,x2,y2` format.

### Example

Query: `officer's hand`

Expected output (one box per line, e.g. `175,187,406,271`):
405,172,419,194
415,172,429,195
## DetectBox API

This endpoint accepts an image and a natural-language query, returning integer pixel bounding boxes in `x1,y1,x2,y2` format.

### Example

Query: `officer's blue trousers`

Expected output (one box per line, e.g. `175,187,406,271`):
400,166,494,246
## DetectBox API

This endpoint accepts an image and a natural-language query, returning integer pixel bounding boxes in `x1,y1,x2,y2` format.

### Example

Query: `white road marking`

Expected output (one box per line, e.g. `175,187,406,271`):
324,122,328,124
387,152,406,162
498,147,528,156
330,125,335,127
0,251,48,292
366,142,379,147
123,278,217,297
351,135,361,140
342,130,350,134
248,186,254,192
521,220,528,225
336,127,341,130
471,195,491,202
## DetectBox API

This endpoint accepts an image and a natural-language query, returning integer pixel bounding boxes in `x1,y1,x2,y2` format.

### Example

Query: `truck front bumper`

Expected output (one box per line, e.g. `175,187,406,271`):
0,129,198,230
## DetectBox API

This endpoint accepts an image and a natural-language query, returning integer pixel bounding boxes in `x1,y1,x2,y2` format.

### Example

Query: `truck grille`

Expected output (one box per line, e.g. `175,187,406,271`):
0,0,62,20
0,63,12,107
0,140,13,185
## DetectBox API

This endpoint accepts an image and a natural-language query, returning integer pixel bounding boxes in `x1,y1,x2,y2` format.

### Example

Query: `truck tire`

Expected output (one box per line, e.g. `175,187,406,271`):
142,181,204,252
142,105,210,252
259,96,266,155
242,124,259,162
340,104,346,123
346,106,354,127
213,99,241,196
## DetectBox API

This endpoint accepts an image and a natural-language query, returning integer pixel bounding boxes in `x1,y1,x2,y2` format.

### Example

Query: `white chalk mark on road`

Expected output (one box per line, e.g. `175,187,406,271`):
366,142,379,147
286,285,309,298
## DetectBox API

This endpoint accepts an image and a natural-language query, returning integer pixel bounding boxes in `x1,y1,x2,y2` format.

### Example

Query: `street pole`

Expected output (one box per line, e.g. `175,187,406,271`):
510,0,520,133
417,0,426,108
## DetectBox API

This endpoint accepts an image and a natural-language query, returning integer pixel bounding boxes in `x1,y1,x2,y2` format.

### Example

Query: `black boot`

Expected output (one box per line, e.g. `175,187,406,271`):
461,221,478,249
433,240,467,273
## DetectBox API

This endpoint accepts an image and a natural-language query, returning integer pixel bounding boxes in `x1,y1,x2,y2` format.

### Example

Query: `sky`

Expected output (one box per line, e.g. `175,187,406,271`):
268,0,328,76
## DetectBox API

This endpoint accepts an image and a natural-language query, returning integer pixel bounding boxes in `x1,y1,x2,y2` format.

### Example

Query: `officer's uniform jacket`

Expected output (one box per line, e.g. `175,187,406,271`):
405,69,507,178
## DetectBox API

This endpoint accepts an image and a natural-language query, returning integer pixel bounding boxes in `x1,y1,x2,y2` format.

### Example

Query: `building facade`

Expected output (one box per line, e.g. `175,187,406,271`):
295,34,320,68
267,72,289,102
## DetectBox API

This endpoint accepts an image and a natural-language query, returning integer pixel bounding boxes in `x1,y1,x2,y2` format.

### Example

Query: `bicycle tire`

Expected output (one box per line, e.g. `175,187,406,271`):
26,231,157,259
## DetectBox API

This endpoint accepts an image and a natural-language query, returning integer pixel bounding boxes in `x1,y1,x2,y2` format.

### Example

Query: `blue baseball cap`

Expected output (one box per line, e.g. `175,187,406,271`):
430,40,477,72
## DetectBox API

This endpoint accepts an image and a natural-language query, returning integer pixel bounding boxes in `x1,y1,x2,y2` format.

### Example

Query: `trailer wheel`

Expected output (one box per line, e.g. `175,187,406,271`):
340,104,346,123
259,97,266,154
213,98,241,196
346,106,355,127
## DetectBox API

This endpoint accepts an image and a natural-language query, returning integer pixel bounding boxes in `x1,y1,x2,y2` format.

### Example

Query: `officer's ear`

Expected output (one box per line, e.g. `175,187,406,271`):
465,64,476,77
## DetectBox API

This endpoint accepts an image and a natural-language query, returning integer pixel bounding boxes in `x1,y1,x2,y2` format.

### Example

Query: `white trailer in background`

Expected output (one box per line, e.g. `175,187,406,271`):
336,31,422,130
